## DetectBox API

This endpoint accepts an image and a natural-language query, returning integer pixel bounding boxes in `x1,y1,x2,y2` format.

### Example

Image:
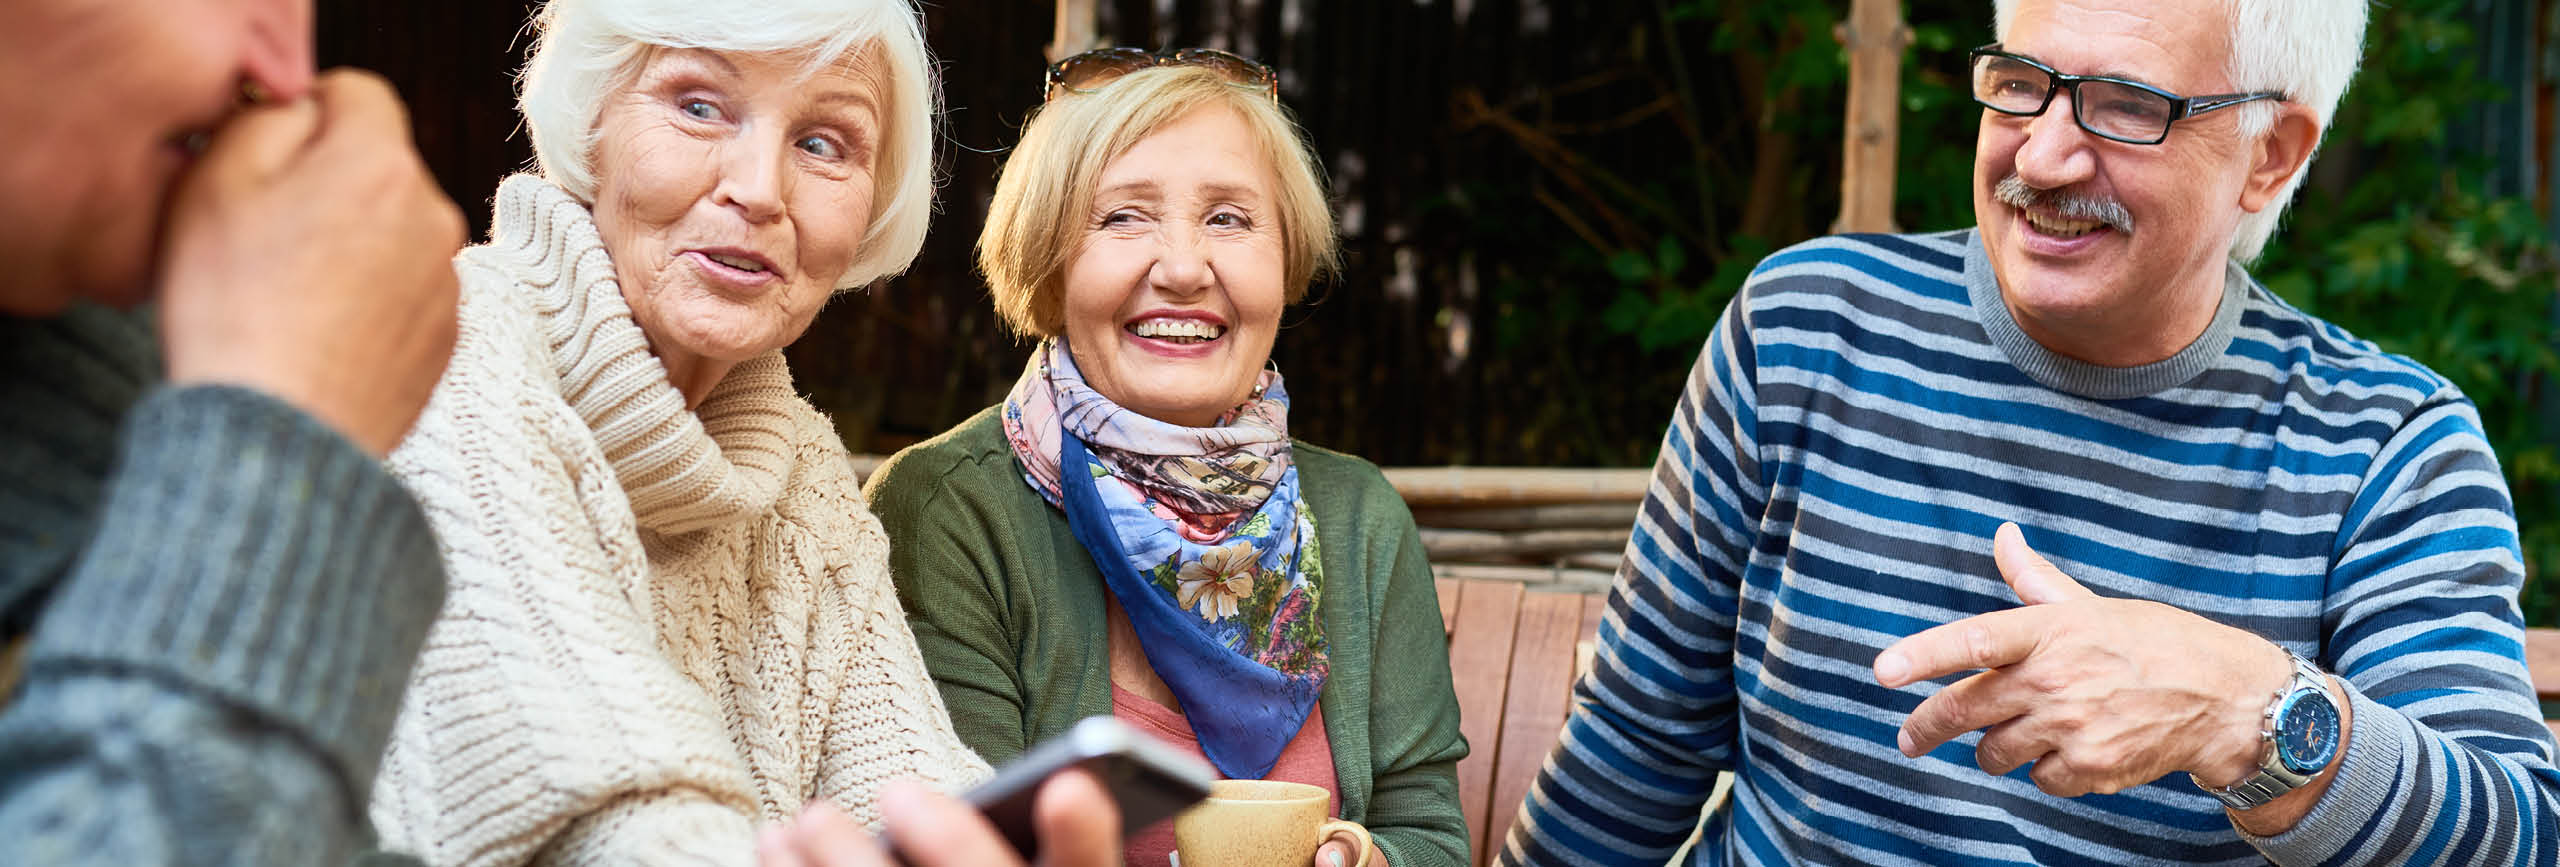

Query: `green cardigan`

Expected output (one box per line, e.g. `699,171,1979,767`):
865,406,1468,866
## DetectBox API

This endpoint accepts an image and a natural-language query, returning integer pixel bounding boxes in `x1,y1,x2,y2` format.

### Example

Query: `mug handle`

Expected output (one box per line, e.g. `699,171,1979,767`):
1315,819,1373,867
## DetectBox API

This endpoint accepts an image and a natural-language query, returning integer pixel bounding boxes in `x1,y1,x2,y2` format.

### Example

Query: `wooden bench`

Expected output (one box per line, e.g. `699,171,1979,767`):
2528,628,2560,742
1439,578,1607,867
1439,616,2560,867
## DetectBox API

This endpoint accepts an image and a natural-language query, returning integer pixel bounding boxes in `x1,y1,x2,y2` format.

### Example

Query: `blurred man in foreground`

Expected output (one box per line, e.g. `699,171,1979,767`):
0,0,462,861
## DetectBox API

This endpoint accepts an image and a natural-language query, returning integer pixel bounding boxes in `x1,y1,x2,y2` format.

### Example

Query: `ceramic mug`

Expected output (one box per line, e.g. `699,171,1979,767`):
1171,780,1371,867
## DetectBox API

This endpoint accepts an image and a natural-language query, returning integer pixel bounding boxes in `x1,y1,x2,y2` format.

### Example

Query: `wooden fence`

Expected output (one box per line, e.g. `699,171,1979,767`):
1391,466,1647,592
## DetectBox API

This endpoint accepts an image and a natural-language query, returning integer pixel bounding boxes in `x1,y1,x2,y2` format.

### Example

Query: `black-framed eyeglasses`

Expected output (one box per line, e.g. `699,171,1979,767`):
1044,47,1279,102
1967,44,2284,145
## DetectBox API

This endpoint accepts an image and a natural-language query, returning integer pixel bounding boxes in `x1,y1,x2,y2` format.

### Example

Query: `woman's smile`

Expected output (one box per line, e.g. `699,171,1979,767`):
681,247,783,292
1126,310,1230,355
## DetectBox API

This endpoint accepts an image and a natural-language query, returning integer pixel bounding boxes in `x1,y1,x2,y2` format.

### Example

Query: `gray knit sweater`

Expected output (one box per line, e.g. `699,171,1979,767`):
0,304,447,864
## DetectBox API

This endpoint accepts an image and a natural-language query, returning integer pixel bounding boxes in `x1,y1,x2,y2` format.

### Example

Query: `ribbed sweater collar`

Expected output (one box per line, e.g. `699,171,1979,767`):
0,304,153,631
1962,229,2245,400
486,174,794,536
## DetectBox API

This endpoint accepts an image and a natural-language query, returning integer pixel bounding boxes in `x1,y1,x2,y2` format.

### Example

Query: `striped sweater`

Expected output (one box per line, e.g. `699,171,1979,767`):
1497,230,2558,866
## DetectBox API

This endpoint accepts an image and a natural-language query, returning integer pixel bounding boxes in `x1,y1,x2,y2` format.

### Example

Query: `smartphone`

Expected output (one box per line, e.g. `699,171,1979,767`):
888,715,1216,862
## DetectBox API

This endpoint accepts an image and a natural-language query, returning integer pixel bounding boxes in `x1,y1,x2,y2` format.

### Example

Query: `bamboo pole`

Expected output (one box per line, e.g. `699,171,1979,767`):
1562,552,1624,572
1383,467,1653,507
1419,528,1632,561
1832,0,1911,233
1408,503,1641,531
1430,563,1618,591
1049,0,1098,64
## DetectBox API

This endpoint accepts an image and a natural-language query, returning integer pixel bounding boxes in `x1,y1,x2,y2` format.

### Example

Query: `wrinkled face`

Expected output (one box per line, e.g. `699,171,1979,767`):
0,0,313,314
590,47,882,373
1973,0,2258,347
1061,104,1289,428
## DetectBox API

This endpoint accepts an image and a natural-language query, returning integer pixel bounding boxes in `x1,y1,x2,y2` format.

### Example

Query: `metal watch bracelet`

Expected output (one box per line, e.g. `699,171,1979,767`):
2191,652,2331,811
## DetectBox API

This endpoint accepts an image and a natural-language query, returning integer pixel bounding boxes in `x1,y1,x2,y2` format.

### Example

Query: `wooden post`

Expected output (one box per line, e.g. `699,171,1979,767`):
1048,0,1098,63
1832,0,1912,234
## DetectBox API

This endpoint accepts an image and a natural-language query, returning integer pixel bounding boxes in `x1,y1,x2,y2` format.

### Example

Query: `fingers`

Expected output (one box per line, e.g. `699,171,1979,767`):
1994,522,2096,605
1311,839,1352,867
154,64,462,456
1896,668,2035,757
759,801,891,867
1873,605,2048,688
179,98,321,203
1031,768,1122,867
2028,752,2101,798
1970,717,2048,777
877,780,1022,867
795,802,883,864
304,70,413,160
1910,681,2116,798
758,823,811,867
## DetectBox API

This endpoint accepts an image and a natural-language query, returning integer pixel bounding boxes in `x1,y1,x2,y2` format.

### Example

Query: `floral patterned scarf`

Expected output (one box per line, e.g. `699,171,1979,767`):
1003,340,1329,778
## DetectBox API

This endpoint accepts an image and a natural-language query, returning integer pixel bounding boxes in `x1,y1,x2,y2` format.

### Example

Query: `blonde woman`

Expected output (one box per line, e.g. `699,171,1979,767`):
867,53,1468,867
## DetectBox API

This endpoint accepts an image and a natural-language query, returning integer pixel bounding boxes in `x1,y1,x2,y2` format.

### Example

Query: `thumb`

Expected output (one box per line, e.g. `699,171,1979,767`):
1033,768,1121,867
1993,522,2094,605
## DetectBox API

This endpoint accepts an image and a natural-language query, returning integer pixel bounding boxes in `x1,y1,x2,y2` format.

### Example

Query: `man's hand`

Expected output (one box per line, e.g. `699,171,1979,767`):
1872,523,2294,798
757,769,1122,867
156,69,464,457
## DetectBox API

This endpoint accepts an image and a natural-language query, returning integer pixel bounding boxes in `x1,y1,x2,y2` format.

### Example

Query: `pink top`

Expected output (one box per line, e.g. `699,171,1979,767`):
1112,684,1340,867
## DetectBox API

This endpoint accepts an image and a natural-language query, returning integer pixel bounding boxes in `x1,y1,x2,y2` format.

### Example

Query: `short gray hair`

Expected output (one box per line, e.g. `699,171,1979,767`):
1993,0,2367,262
519,0,939,288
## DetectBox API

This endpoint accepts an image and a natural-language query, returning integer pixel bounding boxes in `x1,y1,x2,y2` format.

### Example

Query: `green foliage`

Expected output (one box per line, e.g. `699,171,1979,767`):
1467,0,2557,624
2249,0,2560,626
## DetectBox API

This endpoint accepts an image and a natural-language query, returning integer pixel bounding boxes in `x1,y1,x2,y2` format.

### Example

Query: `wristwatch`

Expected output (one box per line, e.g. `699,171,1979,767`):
2192,651,2341,810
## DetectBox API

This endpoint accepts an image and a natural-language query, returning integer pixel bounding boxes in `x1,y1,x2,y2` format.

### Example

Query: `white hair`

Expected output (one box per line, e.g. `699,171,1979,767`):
519,0,940,289
1993,0,2368,262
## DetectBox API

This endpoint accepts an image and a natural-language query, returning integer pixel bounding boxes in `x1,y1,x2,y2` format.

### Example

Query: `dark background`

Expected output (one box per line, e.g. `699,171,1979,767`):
319,1,2560,620
314,0,1877,466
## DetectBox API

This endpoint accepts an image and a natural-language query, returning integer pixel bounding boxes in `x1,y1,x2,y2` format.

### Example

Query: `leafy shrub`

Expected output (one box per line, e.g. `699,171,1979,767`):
1490,0,2557,623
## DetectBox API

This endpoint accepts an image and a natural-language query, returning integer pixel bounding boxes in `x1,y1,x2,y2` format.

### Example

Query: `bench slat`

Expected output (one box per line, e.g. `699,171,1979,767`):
1486,591,1587,864
2524,628,2560,700
1579,592,1607,662
1447,580,1524,864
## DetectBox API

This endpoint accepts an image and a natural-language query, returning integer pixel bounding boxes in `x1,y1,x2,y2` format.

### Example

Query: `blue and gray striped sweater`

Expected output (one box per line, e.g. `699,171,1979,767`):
1498,230,2558,865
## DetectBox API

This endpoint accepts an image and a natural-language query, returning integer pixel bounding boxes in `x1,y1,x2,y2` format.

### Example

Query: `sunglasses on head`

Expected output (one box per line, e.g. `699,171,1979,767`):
1043,47,1279,102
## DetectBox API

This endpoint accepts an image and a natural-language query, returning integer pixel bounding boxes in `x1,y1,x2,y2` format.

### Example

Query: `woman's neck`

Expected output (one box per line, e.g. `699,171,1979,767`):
656,349,735,411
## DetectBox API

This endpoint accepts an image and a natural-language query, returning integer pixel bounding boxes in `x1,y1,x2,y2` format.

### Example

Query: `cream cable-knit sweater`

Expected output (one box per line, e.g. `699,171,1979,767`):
372,175,991,866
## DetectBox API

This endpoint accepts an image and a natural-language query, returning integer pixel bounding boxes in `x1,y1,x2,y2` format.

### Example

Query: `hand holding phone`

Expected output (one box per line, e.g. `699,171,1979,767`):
962,716,1217,860
878,716,1215,863
762,771,1119,867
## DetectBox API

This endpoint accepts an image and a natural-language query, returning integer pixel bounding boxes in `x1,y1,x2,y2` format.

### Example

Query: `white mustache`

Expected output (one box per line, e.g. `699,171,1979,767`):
1995,174,2134,234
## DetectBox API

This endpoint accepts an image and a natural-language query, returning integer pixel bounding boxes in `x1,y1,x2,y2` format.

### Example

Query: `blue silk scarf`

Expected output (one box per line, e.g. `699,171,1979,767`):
1056,431,1327,778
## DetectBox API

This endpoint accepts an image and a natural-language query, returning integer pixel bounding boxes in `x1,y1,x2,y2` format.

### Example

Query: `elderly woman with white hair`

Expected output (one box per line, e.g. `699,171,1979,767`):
364,2,1105,864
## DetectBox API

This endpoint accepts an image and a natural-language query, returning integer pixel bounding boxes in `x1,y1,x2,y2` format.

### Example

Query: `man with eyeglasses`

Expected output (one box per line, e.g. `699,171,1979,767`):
1499,0,2556,864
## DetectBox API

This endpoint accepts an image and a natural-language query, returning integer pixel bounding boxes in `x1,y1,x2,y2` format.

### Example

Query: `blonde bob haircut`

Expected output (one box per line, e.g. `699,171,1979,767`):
978,66,1339,338
518,0,939,289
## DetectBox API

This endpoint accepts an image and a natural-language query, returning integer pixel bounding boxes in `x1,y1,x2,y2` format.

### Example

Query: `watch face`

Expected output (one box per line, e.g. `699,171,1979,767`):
2275,688,2341,774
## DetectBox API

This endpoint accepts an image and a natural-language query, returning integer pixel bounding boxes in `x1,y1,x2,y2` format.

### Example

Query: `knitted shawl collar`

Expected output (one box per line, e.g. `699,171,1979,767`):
488,174,792,537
